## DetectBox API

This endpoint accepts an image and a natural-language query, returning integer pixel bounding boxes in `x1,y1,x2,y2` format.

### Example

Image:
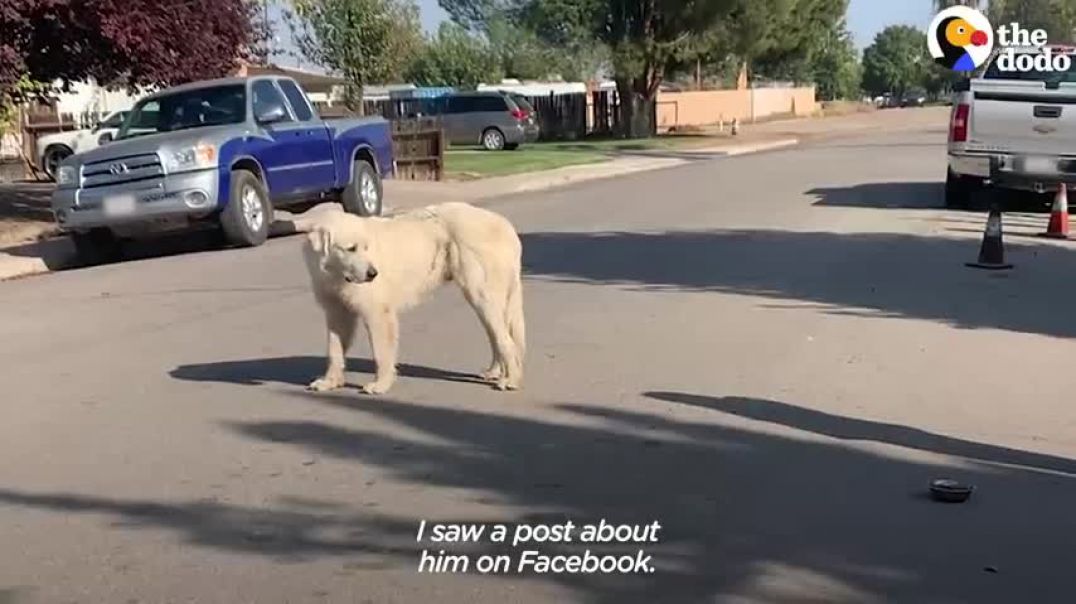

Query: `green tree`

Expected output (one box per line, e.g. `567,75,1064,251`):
810,27,862,100
990,0,1076,43
290,0,423,113
407,23,502,88
441,0,741,138
862,25,929,97
486,16,561,80
511,0,609,81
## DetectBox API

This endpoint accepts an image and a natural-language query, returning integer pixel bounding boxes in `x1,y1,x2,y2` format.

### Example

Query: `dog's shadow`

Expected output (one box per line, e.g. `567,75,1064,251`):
169,356,485,389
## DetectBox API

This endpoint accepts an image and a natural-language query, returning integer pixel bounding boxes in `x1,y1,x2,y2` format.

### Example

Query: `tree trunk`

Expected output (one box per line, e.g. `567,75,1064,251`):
695,58,702,90
344,81,365,116
616,78,655,139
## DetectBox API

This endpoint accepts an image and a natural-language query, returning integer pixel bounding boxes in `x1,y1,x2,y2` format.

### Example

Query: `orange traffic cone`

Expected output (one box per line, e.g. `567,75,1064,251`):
967,206,1013,270
1041,184,1070,239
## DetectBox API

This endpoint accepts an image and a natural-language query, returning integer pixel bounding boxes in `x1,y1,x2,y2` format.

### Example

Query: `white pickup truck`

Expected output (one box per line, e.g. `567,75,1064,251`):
36,110,128,180
947,46,1076,208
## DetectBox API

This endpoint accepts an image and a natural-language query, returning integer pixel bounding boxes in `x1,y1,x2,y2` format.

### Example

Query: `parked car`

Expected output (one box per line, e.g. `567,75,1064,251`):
428,91,540,150
874,93,902,109
51,75,394,262
946,46,1076,208
36,110,129,180
901,89,928,108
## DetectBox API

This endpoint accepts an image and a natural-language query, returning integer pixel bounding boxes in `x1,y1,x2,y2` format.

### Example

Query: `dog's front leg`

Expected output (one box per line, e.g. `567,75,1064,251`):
361,306,399,395
309,306,356,392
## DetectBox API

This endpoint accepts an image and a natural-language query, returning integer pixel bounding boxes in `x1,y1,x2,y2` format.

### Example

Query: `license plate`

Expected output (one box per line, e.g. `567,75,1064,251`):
1024,156,1056,174
102,194,137,217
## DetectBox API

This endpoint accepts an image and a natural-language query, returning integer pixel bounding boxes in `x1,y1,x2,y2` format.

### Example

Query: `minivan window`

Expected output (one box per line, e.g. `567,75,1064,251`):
511,95,534,112
447,96,476,114
448,95,507,113
278,79,315,121
474,96,508,112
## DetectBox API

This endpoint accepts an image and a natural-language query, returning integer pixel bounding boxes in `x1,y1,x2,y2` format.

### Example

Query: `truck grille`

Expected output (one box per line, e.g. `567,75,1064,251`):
82,153,164,189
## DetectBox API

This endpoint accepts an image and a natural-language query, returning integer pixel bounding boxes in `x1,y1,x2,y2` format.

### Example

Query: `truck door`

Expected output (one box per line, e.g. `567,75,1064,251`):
251,79,306,199
277,78,336,194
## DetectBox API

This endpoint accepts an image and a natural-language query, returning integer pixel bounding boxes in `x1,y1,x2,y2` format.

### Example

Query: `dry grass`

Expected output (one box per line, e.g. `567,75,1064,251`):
814,101,877,118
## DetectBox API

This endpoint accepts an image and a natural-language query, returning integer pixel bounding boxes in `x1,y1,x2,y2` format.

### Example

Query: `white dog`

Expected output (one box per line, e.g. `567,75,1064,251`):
295,202,525,394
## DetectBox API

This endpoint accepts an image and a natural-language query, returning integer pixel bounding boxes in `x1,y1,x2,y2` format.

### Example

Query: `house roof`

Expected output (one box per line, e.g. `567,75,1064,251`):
237,64,345,91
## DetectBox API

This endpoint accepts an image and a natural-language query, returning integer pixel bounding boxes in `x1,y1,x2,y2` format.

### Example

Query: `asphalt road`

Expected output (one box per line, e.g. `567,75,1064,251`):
3,117,1076,603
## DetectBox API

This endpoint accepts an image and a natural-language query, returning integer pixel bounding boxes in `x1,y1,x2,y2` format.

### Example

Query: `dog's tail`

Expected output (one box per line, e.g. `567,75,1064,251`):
506,270,526,362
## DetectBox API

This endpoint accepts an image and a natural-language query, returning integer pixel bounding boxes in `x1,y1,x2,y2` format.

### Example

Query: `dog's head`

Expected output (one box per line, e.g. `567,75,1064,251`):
307,220,379,285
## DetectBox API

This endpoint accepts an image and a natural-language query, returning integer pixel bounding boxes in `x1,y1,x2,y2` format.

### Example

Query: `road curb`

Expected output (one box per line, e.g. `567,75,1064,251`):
486,137,799,196
0,137,799,282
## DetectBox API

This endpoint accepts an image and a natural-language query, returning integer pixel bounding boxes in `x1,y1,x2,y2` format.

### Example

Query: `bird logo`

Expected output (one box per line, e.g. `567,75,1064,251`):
928,6,994,71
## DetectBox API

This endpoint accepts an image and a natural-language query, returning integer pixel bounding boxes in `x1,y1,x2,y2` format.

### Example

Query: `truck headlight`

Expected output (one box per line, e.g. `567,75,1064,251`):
57,165,77,186
165,144,217,173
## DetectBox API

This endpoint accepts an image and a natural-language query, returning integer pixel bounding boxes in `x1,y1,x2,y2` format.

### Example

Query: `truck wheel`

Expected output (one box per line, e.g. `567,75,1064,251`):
44,145,73,180
482,128,506,151
221,169,271,247
342,159,383,217
945,169,982,210
71,228,122,265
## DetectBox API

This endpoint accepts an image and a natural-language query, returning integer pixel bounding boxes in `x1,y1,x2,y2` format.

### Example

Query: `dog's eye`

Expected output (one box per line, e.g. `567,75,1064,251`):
346,244,358,253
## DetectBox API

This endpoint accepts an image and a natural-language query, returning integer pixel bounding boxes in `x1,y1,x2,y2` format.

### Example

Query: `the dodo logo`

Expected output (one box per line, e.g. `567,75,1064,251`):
928,6,994,71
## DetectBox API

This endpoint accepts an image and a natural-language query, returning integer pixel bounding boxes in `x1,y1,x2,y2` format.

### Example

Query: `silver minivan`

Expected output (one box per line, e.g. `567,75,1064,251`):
436,92,541,150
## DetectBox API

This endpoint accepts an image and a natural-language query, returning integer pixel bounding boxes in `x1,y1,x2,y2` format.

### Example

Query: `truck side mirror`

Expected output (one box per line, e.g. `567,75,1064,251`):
98,132,113,145
256,104,288,125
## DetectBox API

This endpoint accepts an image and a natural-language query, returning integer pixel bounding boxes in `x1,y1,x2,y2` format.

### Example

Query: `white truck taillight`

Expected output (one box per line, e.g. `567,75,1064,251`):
950,103,970,143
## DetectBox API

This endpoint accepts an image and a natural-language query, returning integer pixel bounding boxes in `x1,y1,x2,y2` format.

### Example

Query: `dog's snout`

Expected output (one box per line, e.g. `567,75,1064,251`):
366,267,378,281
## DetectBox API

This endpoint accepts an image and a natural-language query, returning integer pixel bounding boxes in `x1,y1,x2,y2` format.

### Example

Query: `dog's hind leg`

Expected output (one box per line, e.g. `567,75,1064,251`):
361,306,399,395
466,291,521,391
309,301,357,392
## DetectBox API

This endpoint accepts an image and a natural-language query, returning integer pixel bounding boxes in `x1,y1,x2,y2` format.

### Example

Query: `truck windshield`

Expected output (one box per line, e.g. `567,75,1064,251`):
118,85,247,139
983,52,1076,84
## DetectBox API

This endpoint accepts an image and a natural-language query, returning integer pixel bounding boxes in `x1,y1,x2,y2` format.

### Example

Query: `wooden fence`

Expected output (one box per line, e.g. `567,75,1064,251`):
391,117,443,181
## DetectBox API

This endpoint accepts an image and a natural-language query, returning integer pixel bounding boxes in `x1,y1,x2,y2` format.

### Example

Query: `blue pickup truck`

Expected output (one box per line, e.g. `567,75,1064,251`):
51,75,394,261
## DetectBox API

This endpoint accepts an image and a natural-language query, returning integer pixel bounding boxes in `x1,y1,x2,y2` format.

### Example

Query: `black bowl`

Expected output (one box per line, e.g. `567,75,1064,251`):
930,479,974,503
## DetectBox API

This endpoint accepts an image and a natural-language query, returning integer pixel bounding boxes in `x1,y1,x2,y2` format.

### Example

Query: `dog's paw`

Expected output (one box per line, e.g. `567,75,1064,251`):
494,377,521,392
360,380,392,395
480,367,504,382
308,376,343,392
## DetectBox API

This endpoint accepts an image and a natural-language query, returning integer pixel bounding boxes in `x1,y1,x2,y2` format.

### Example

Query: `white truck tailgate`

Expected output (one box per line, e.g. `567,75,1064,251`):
970,79,1076,156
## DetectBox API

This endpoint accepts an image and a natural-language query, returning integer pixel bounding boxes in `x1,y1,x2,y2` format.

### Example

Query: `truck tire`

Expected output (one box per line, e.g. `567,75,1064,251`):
44,145,73,181
71,228,122,265
220,169,271,247
342,159,383,217
945,169,982,210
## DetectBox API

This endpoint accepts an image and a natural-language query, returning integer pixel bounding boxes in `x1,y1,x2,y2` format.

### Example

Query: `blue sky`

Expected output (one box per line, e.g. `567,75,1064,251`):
411,0,939,48
270,0,939,68
846,0,937,48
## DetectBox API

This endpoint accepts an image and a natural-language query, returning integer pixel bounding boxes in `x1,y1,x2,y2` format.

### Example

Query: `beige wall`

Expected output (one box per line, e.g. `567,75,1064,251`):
656,86,817,129
656,90,749,130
